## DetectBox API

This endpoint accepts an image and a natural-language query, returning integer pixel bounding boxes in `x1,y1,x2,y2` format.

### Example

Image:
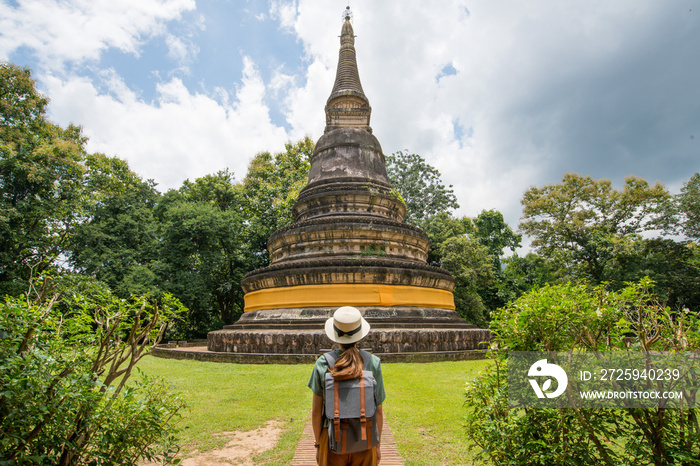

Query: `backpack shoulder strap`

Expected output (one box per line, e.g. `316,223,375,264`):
359,349,372,370
323,351,338,369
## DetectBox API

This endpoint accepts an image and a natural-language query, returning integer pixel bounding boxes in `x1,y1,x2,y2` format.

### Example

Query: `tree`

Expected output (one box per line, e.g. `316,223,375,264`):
70,138,314,336
519,173,673,283
497,253,556,304
422,210,523,316
608,238,700,311
70,178,161,298
169,170,249,329
471,209,523,310
473,209,521,270
157,192,246,335
439,235,494,326
0,62,50,148
0,63,136,296
385,150,459,226
420,211,473,266
242,137,312,267
177,168,241,211
0,121,88,292
678,172,700,240
1,63,80,290
154,137,312,335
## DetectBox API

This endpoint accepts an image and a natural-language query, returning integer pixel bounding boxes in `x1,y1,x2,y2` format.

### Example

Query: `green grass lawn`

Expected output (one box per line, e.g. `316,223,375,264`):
137,355,492,465
382,360,492,465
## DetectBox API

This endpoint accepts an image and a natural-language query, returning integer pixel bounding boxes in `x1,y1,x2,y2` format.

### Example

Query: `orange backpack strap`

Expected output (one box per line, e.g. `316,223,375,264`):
341,422,348,454
359,374,367,441
333,377,341,443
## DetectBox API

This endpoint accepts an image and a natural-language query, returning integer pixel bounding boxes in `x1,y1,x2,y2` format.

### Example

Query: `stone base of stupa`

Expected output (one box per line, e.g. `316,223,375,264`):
206,307,491,361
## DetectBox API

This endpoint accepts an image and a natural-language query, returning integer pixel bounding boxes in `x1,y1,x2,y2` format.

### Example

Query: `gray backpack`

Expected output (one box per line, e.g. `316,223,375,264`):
323,350,379,454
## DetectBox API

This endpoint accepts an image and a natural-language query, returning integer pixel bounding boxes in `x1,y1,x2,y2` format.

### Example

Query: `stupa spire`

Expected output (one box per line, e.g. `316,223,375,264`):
325,6,371,129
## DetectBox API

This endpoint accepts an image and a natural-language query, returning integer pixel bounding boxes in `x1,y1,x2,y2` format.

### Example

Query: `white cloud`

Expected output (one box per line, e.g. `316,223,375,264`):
268,68,295,97
164,33,196,66
282,59,331,141
268,0,297,32
41,55,288,190
0,0,195,68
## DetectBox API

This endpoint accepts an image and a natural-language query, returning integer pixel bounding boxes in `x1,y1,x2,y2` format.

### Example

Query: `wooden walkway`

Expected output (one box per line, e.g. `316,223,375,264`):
291,416,404,465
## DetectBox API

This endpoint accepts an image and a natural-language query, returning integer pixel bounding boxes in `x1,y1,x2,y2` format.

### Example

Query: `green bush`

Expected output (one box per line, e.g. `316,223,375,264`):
464,278,700,465
0,277,186,465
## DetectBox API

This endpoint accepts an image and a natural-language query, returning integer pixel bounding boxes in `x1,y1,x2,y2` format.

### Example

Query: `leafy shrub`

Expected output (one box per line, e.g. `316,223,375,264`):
464,278,700,465
0,277,186,465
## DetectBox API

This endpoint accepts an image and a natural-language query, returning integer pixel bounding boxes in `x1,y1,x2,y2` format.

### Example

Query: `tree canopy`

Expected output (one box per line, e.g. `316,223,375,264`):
385,150,459,226
0,63,139,296
679,172,700,240
520,173,673,283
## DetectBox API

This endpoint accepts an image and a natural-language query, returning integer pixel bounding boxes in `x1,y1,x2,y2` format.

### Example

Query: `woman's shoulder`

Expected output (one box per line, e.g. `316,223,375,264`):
363,351,382,368
314,353,331,369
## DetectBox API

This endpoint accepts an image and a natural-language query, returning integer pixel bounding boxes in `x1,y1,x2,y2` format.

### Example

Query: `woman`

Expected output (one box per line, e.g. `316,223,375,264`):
307,306,385,466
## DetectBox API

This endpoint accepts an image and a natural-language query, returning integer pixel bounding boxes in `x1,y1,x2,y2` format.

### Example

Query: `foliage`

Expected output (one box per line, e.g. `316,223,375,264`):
0,62,49,148
421,210,525,322
420,212,472,266
69,138,312,338
0,118,87,292
472,209,523,311
155,139,310,335
0,276,186,465
679,173,700,241
519,173,673,283
472,209,521,269
439,235,494,326
608,238,700,312
385,150,459,226
497,253,556,305
464,278,700,465
70,179,162,298
420,212,492,324
242,137,312,267
0,63,139,297
157,196,245,334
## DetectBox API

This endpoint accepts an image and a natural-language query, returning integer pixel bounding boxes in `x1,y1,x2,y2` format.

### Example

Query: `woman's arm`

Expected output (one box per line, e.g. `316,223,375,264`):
376,403,383,463
312,393,324,463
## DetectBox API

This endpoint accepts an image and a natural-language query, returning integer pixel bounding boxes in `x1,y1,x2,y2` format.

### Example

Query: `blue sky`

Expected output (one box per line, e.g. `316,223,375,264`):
1,0,699,234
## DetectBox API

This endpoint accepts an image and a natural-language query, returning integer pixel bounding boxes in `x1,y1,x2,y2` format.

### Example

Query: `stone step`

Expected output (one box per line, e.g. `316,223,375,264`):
226,321,475,330
151,346,487,363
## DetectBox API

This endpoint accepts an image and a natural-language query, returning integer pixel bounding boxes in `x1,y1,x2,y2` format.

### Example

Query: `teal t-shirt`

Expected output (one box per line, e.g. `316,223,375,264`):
307,349,386,406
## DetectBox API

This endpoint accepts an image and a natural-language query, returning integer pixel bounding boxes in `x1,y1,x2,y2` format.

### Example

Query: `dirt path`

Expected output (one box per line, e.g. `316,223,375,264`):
142,420,283,466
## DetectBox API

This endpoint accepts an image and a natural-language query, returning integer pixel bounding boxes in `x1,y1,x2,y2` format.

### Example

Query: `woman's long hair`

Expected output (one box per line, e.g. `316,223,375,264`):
329,343,364,379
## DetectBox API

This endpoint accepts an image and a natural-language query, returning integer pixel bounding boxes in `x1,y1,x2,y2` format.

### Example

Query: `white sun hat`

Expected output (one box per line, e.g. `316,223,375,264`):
324,306,371,344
